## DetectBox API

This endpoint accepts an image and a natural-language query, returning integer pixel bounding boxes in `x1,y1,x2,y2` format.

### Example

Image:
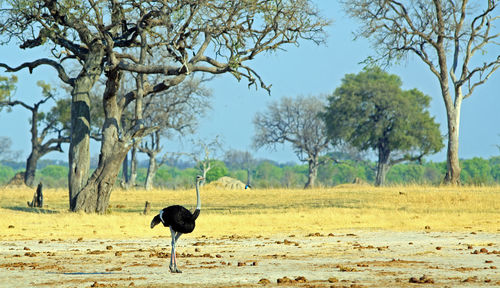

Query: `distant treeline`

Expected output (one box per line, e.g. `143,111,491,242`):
1,156,499,188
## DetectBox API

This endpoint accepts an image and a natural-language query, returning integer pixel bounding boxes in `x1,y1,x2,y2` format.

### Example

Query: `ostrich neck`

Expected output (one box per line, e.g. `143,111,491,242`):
195,181,201,210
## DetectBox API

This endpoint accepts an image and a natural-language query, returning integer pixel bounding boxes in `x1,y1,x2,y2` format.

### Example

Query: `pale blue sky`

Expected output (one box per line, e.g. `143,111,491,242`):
0,1,499,164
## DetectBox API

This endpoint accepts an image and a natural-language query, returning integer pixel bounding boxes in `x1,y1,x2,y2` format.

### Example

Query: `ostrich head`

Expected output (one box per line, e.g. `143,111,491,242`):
196,175,205,183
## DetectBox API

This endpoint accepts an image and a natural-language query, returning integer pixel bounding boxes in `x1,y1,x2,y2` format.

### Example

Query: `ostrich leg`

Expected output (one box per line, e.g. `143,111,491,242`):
169,227,183,273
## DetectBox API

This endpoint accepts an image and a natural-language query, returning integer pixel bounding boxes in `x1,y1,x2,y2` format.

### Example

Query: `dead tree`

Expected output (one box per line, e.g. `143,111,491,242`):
27,183,43,208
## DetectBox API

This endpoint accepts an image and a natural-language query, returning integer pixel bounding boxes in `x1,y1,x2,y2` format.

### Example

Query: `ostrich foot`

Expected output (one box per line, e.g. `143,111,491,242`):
169,264,182,273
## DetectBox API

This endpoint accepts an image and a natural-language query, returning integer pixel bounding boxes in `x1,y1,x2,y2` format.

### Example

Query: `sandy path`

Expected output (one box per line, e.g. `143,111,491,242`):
0,231,499,287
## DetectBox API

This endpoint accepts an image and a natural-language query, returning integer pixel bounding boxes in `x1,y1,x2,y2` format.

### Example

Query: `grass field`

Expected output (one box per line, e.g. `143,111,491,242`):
1,184,499,240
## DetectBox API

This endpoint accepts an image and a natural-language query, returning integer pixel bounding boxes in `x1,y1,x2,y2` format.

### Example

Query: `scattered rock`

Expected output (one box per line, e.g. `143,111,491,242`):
106,245,113,250
114,251,122,257
338,265,357,272
328,277,339,283
277,276,293,284
294,276,307,283
8,225,14,229
258,278,271,285
462,276,478,282
409,275,434,284
105,267,122,272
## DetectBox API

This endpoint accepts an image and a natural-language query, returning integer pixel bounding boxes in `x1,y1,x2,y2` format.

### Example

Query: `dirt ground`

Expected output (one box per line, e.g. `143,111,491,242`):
0,231,499,287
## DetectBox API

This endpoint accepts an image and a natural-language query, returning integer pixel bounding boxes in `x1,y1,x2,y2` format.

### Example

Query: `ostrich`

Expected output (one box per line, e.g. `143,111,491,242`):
150,175,205,273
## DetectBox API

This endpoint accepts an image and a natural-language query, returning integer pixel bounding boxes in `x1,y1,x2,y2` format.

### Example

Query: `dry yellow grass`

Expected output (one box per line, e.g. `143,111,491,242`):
0,184,498,240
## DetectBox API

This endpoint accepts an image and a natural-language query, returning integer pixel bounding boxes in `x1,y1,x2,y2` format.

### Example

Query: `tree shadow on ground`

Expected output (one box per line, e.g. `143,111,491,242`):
3,206,60,214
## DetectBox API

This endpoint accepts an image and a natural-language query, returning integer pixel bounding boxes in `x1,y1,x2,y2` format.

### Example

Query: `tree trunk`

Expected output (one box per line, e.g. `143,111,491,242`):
121,152,129,185
145,152,157,190
68,49,104,210
143,201,151,215
375,148,391,186
443,101,462,185
27,182,43,208
246,168,251,187
24,149,39,187
128,143,138,187
435,35,462,185
304,158,318,189
73,142,129,213
73,67,126,213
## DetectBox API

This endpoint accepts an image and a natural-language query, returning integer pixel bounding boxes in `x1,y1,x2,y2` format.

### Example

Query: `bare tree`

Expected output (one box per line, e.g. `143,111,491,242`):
0,81,70,186
188,137,223,183
138,77,210,190
341,0,500,185
253,95,331,188
223,149,256,187
0,0,328,213
0,136,21,161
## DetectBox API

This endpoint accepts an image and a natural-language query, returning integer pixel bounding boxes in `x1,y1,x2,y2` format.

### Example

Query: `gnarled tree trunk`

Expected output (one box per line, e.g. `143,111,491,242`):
68,48,105,211
74,141,130,213
304,157,319,189
24,149,39,187
73,68,124,213
129,144,138,187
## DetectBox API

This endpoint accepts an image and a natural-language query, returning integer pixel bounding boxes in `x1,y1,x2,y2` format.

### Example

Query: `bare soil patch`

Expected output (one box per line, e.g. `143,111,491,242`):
0,231,499,287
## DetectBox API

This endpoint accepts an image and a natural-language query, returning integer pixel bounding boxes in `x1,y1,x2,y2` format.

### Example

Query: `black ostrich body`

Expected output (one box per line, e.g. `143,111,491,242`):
151,205,200,233
150,175,204,273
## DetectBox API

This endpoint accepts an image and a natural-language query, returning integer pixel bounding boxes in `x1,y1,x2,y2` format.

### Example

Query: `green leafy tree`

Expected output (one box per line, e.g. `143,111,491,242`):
38,165,69,187
461,157,492,185
254,161,283,188
0,75,17,101
323,68,444,186
318,160,369,186
205,160,228,183
0,164,15,185
489,156,500,183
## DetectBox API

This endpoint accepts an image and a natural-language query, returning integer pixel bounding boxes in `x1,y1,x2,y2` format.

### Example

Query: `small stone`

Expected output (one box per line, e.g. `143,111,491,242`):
258,278,271,285
277,276,293,284
328,277,339,283
295,276,307,283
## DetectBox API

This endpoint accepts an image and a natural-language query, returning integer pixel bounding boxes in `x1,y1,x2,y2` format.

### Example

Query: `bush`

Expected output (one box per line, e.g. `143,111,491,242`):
0,164,16,185
37,165,68,187
461,157,493,185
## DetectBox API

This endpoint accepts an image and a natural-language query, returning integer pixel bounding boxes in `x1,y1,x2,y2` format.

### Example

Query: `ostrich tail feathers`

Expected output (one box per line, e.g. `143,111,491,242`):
150,214,161,229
